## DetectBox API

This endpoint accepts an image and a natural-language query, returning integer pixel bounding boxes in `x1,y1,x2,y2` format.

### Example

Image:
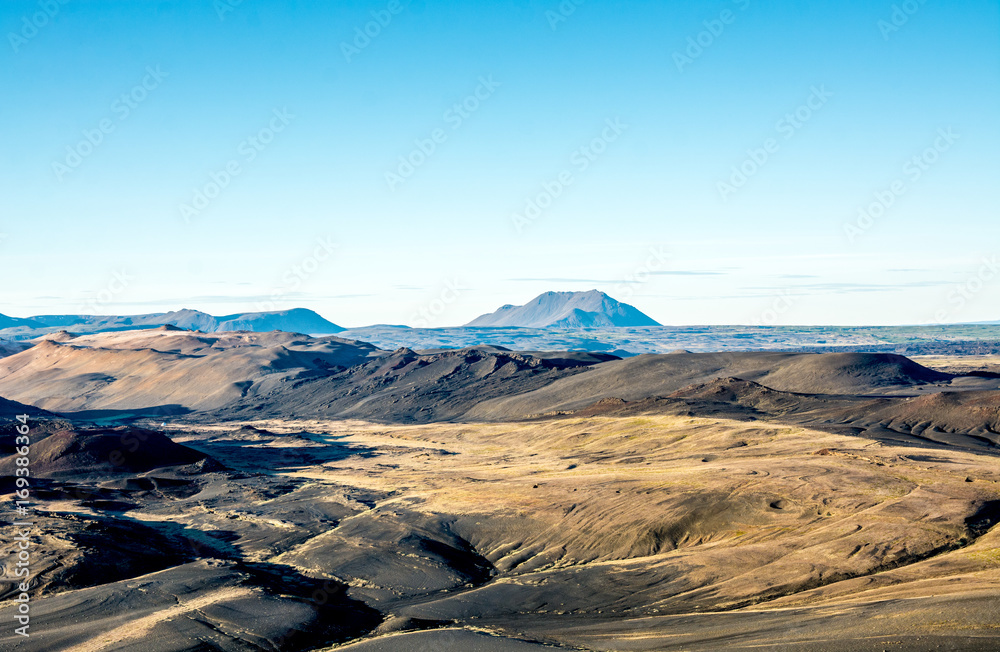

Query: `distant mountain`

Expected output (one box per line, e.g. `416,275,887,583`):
213,309,344,334
0,314,42,330
0,308,342,340
465,290,660,328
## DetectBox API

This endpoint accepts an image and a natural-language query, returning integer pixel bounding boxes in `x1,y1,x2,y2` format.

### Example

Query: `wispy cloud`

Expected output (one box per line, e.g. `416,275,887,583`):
509,277,635,284
60,292,373,308
741,280,952,294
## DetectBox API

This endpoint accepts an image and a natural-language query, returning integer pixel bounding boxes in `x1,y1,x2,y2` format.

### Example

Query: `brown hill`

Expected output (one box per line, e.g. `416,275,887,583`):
467,352,954,420
0,329,615,423
0,329,380,416
755,352,951,394
0,329,982,428
570,376,1000,451
218,346,614,423
863,391,1000,442
568,376,861,426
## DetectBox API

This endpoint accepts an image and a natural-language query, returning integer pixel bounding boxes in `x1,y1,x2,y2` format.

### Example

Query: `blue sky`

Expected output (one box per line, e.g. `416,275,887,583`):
1,0,998,326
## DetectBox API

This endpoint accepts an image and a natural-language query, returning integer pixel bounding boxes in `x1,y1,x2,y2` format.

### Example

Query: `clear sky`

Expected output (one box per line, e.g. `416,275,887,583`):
2,0,998,327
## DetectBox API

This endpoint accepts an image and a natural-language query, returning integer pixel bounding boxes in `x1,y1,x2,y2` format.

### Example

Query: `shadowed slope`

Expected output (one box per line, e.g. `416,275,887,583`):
467,352,956,420
0,395,55,418
572,376,1000,450
219,346,616,423
0,425,219,479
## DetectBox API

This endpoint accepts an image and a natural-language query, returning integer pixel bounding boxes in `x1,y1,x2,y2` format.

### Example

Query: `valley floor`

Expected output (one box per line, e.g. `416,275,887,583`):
4,411,1000,650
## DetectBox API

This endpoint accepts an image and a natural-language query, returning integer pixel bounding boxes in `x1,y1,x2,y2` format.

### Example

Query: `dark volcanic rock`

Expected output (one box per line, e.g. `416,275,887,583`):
0,426,220,479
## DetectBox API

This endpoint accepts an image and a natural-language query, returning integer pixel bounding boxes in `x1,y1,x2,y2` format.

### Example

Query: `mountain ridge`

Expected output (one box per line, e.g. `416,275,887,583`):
0,308,342,340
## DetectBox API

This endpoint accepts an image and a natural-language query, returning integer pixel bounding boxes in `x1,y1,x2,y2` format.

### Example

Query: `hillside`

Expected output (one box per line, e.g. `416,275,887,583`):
0,395,55,418
218,346,617,423
0,328,380,416
0,329,613,422
0,425,218,479
5,329,996,430
466,351,958,420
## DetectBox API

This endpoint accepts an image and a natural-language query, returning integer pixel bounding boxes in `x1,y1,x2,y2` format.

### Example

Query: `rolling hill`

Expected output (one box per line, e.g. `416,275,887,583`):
4,328,995,431
0,328,380,416
465,351,957,420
